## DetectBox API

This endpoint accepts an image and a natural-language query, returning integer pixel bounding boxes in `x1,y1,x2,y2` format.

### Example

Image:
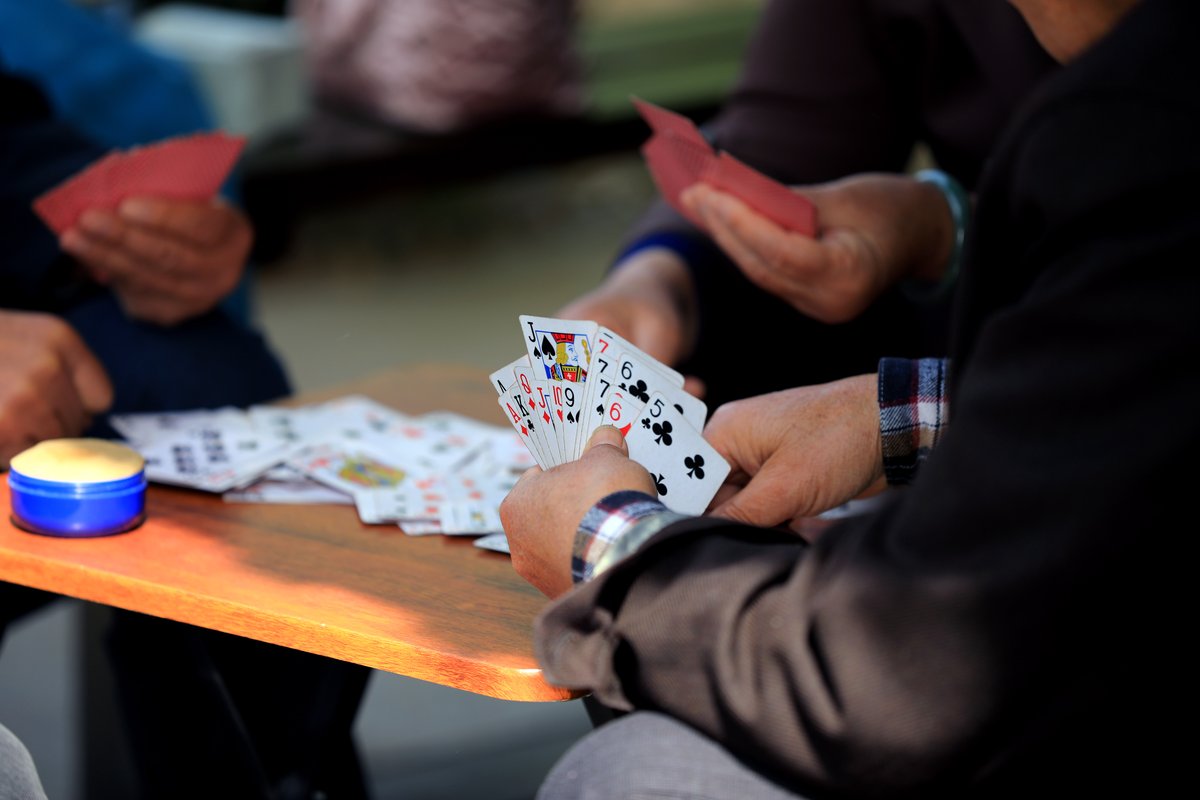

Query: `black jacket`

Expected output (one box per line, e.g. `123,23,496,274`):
537,1,1197,795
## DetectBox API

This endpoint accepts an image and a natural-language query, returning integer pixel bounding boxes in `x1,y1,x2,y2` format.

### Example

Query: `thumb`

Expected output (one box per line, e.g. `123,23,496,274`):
57,329,113,414
584,424,628,457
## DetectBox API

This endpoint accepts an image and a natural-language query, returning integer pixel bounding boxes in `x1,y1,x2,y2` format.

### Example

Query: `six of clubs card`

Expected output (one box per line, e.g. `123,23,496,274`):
492,316,730,515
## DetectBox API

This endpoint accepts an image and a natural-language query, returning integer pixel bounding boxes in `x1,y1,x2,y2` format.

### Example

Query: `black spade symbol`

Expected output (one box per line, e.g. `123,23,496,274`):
685,455,705,479
652,421,673,446
540,334,556,360
652,473,668,496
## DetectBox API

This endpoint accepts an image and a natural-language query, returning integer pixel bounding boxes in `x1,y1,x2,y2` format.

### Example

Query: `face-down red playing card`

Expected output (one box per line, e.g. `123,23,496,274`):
633,97,819,237
33,131,245,236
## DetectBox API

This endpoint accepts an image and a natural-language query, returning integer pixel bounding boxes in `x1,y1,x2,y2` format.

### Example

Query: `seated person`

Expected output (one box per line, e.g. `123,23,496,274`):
559,0,1058,408
1,69,369,799
503,0,1191,796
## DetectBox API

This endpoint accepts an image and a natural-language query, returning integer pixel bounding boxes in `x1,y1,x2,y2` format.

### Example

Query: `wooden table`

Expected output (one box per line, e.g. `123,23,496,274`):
0,364,577,703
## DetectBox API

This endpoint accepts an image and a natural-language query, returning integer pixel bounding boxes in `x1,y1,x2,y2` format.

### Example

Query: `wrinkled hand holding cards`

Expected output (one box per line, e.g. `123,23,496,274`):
493,316,730,519
110,395,532,547
633,97,819,236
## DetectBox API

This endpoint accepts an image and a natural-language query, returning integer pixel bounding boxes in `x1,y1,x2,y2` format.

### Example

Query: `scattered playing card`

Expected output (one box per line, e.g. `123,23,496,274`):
474,532,511,554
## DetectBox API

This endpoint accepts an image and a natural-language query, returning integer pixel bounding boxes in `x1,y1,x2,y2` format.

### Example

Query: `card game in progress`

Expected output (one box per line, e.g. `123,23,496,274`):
492,315,730,517
108,395,530,553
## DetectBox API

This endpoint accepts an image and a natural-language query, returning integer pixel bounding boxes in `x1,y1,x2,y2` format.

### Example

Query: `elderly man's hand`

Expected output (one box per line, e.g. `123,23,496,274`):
500,426,657,598
0,311,113,468
61,196,252,327
682,173,955,324
704,374,885,533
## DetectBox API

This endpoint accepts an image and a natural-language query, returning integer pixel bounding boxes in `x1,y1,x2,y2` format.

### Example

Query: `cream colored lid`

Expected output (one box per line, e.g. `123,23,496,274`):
10,438,144,483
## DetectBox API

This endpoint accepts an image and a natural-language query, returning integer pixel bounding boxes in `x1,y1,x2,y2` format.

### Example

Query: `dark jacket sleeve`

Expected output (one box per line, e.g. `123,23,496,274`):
536,59,1195,795
1,74,104,309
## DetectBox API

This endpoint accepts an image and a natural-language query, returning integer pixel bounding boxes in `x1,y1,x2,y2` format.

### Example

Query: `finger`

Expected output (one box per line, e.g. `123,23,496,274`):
709,465,799,528
51,325,114,413
73,214,204,280
683,375,706,399
584,424,628,456
119,197,237,247
111,286,205,327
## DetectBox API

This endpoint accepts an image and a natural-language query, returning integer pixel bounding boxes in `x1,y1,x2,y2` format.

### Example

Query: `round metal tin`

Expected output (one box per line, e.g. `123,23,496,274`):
8,465,146,538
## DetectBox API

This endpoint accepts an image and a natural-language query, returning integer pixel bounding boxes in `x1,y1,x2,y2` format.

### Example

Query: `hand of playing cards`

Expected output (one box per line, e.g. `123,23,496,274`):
110,396,530,550
634,97,818,237
491,316,730,516
33,131,245,236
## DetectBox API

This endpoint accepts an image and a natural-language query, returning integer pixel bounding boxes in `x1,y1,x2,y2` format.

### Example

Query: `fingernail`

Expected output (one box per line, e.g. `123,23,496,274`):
119,198,154,222
60,229,85,252
587,425,628,452
78,210,115,236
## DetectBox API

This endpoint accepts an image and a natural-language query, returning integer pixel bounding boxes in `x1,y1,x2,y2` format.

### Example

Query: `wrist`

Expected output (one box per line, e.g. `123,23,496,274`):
905,170,970,299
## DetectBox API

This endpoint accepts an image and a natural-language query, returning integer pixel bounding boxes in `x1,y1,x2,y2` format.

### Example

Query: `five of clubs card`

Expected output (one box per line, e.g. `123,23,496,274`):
491,316,729,515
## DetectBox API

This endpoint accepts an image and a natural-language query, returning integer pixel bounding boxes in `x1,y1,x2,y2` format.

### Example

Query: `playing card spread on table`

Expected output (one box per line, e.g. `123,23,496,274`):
490,316,730,520
33,131,245,235
633,97,819,236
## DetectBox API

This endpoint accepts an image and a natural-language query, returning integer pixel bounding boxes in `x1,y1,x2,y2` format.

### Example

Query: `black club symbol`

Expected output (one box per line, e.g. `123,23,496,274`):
652,421,673,446
652,473,668,496
685,455,705,479
641,417,651,429
627,379,650,403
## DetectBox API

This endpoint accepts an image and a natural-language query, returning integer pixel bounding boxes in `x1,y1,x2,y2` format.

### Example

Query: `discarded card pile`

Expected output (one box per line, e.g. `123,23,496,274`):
110,395,530,551
491,316,730,516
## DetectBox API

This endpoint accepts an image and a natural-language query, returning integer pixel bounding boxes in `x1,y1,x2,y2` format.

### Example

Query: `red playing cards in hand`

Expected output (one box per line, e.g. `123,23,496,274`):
632,97,818,237
32,131,246,236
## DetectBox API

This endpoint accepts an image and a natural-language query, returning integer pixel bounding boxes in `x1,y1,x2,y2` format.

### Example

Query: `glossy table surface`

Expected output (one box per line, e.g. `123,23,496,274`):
0,364,577,702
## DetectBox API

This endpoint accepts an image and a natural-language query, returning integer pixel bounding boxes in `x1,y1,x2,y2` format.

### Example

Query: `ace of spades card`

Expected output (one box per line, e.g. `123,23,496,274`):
625,392,730,515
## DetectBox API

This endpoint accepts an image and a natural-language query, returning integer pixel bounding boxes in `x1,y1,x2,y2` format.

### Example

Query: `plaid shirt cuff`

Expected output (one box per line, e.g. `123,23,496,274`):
572,491,686,583
879,357,950,485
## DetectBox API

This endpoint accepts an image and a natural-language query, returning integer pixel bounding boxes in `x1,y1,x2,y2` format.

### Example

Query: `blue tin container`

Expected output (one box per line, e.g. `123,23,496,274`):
7,440,146,538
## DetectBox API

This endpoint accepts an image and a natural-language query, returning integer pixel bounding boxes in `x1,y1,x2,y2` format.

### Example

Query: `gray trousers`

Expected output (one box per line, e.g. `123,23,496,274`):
539,712,808,800
0,723,46,800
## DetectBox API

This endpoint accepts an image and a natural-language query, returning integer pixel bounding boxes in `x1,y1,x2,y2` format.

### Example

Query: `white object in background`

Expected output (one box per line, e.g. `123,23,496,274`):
134,3,308,138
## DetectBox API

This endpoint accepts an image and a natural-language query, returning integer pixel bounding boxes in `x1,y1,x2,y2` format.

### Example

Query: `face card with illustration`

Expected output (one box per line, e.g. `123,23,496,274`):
496,389,549,470
518,316,598,384
289,442,417,498
625,392,730,515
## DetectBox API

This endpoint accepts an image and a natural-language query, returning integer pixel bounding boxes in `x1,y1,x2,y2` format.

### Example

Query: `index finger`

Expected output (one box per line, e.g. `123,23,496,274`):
51,325,113,414
118,197,238,247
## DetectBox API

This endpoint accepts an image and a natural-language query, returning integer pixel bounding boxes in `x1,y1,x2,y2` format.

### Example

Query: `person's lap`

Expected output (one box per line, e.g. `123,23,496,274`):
540,711,808,800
